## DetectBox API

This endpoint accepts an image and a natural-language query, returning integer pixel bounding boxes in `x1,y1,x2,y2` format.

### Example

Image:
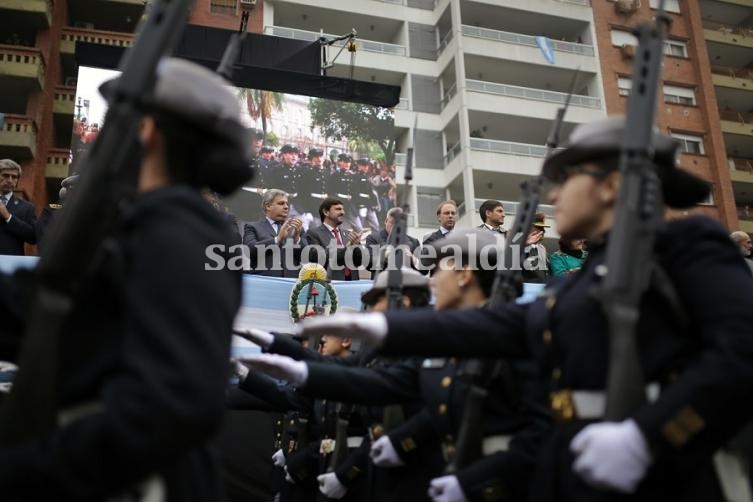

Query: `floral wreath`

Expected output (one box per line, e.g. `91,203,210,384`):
289,264,338,323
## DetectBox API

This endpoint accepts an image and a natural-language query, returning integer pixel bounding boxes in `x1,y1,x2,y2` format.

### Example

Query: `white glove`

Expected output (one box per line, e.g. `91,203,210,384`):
317,472,348,499
570,419,652,493
229,358,249,380
233,328,274,350
240,353,309,386
428,475,468,502
272,448,286,467
298,312,388,346
284,466,295,484
370,435,405,467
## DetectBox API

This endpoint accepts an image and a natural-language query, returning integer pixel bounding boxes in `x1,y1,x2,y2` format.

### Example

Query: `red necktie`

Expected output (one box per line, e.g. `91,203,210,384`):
332,228,351,278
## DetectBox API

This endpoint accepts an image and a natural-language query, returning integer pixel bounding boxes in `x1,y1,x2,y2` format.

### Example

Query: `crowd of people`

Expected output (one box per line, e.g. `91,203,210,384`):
2,56,753,502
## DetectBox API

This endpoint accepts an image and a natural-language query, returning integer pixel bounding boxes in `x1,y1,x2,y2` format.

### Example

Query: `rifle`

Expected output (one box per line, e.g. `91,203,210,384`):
327,403,352,472
446,71,580,473
217,10,250,80
601,2,671,420
0,0,193,445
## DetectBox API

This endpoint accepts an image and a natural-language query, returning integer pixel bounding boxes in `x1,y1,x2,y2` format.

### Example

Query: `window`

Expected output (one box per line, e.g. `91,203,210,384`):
611,29,637,48
663,84,696,105
617,77,632,97
649,0,680,13
671,133,704,155
663,40,688,58
699,186,714,206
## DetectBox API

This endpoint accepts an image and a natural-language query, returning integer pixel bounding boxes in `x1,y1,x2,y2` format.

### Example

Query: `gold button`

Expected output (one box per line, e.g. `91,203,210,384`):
438,403,448,415
289,420,295,425
546,295,556,310
441,376,452,387
552,367,562,380
542,329,552,345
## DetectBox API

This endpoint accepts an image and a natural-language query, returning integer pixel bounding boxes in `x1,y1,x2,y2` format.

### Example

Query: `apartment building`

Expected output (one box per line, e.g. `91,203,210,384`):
263,0,606,239
0,0,262,211
697,0,753,233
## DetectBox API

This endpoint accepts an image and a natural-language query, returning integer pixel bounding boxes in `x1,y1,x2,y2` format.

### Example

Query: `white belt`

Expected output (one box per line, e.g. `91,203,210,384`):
482,435,512,456
58,401,105,427
336,193,350,199
311,193,328,199
571,383,660,419
357,193,371,198
107,476,166,502
319,436,364,454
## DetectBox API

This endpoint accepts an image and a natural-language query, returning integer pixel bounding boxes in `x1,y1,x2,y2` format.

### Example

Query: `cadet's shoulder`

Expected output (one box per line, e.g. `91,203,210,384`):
657,215,739,263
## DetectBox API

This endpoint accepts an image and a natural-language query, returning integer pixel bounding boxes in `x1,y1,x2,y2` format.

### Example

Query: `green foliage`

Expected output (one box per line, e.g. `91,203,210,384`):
308,99,396,164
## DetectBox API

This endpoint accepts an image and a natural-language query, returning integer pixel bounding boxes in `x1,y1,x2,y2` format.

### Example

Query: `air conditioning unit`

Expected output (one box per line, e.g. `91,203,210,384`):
616,0,639,14
620,43,636,59
74,21,95,29
239,0,257,7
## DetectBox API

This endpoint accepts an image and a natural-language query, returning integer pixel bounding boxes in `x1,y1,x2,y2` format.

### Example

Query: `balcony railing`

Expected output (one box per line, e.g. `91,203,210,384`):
730,158,753,173
719,109,753,124
437,30,453,56
466,79,601,108
46,148,71,178
60,27,134,53
703,20,753,38
53,86,76,115
711,64,753,80
444,141,461,165
470,137,554,158
394,152,407,166
373,0,437,8
0,115,38,158
441,82,457,109
474,198,555,218
461,25,594,57
0,45,46,85
264,26,406,57
554,0,590,5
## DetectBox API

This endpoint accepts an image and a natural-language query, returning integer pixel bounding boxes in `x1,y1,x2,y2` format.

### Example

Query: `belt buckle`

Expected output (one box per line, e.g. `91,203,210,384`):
550,389,576,422
442,439,456,463
369,424,385,441
320,438,335,455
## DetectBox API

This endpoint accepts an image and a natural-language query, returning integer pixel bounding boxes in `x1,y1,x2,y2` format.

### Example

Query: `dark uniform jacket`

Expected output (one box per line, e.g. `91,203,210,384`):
0,194,37,255
377,217,753,502
0,187,242,501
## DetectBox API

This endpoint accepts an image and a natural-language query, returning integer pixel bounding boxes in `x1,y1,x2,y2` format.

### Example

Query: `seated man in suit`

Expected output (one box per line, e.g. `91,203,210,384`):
243,189,307,277
305,198,363,281
365,207,420,274
0,159,37,256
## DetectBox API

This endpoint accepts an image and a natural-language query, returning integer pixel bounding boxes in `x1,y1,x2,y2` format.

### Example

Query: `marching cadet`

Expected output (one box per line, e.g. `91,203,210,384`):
245,232,551,502
238,269,437,501
295,116,753,502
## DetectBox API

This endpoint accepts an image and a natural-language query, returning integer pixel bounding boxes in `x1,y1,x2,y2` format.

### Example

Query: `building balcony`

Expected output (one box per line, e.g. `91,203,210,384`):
46,148,71,178
711,64,753,92
729,157,753,184
60,26,135,55
0,44,45,91
703,21,753,49
0,0,52,30
469,137,552,177
719,110,753,136
460,24,597,71
464,79,602,123
67,0,144,33
53,86,76,116
0,115,37,160
264,25,407,56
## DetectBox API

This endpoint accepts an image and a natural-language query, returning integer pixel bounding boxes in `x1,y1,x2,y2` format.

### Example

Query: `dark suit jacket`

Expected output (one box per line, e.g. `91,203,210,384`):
304,224,363,281
364,228,420,273
421,228,445,246
0,195,36,255
242,219,308,278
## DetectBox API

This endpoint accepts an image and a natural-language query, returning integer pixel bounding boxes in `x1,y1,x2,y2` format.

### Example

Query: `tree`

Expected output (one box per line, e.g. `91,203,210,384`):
239,89,285,138
308,99,396,164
